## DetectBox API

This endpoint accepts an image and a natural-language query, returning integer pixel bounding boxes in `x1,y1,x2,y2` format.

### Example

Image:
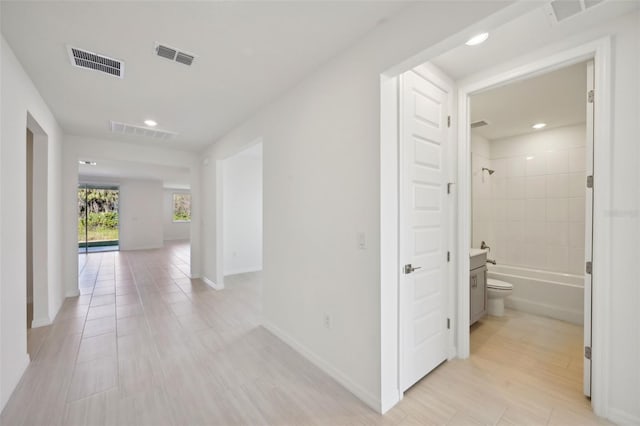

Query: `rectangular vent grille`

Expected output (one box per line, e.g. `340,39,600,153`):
545,0,605,25
155,43,195,66
110,121,177,140
471,120,489,129
156,45,177,61
67,46,124,78
175,52,195,66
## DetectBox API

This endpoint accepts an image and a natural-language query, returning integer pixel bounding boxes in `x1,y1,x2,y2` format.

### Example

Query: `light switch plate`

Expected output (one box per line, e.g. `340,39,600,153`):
357,232,366,249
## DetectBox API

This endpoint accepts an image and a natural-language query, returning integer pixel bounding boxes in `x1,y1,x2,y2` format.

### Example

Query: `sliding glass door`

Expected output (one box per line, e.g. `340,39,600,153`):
78,185,120,253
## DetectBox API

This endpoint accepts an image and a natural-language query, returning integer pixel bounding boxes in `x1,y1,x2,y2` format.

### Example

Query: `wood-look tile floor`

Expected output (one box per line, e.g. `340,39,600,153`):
4,242,608,425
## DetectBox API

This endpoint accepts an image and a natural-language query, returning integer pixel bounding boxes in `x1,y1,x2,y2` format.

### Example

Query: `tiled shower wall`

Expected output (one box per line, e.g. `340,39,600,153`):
472,124,587,275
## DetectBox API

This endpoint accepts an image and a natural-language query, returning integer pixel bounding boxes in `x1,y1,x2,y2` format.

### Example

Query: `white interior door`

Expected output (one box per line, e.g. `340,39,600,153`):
400,66,450,392
584,60,594,398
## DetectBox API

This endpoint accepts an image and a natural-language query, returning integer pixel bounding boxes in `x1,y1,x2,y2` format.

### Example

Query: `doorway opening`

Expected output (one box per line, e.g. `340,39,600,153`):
77,184,120,253
221,142,263,292
26,129,35,331
380,25,612,414
26,113,50,340
467,59,592,398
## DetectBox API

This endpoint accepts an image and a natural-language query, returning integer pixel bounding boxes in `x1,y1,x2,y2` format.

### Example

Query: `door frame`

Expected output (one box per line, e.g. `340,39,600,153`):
380,63,457,410
455,37,612,416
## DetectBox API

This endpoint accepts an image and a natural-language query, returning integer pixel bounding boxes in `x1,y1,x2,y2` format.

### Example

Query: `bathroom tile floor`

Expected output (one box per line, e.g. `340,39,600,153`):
3,242,608,425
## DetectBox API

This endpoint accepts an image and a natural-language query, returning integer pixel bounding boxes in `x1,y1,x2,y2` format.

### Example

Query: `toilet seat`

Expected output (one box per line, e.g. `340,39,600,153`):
487,278,513,291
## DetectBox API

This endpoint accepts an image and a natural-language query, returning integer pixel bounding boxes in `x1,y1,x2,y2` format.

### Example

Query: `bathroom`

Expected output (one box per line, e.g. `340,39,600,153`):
469,61,590,393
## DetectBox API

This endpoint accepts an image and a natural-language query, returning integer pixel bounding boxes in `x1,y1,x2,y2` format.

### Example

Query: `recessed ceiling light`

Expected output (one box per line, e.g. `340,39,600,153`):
532,123,547,129
79,160,97,166
144,119,157,127
465,32,489,46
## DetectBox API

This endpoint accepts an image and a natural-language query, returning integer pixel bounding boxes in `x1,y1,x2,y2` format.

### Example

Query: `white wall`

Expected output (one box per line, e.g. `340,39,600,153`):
458,10,640,423
199,1,513,412
223,144,262,275
117,179,163,251
1,36,65,411
472,125,587,275
163,189,191,241
471,133,491,249
199,5,640,422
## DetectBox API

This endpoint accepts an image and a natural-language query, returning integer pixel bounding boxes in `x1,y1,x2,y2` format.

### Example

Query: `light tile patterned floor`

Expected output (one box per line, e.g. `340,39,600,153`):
3,242,608,425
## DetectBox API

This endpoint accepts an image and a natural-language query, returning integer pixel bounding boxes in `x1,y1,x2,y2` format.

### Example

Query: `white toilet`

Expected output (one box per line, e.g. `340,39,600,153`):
487,278,513,316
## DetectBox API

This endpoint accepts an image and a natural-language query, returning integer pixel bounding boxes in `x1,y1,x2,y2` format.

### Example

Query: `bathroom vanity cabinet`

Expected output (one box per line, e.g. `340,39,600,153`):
470,250,488,325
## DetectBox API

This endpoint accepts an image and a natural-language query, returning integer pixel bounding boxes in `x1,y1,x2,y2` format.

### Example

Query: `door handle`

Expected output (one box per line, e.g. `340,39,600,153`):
404,264,422,274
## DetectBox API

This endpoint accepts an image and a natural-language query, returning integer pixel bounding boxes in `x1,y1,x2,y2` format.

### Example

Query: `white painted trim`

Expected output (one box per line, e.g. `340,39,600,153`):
456,37,613,418
379,73,401,414
202,276,224,290
223,266,262,276
263,321,382,413
120,244,162,251
215,160,225,288
65,289,80,298
30,317,53,328
608,408,640,426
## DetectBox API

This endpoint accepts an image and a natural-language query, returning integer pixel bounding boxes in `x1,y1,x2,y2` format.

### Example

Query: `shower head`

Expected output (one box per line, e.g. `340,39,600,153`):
482,167,495,175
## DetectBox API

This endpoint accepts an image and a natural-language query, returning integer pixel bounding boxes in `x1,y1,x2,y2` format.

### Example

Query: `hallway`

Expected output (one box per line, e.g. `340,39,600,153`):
3,243,605,425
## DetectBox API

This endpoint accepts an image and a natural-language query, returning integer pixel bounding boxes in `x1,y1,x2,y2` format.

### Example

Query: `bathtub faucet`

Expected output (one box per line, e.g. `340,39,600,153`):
486,259,497,265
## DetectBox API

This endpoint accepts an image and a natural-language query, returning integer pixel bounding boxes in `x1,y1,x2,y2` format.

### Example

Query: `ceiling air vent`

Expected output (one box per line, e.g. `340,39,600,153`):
471,120,489,129
67,46,124,78
110,121,177,140
155,43,195,66
544,0,605,25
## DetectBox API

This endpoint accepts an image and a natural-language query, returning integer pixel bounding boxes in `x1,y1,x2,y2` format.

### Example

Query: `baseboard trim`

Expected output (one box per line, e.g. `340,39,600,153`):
380,391,401,414
263,321,382,413
119,244,163,251
505,297,583,325
224,266,262,276
608,407,640,425
202,276,224,290
66,289,81,298
31,317,52,328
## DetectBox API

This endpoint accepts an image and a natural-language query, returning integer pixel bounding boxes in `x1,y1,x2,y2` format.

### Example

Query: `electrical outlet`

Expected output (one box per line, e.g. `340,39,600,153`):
323,313,332,330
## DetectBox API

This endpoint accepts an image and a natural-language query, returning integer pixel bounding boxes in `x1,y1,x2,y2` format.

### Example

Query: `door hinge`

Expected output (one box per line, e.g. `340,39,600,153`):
447,116,451,128
586,175,593,189
447,318,451,329
586,261,592,275
585,346,592,360
588,90,594,103
447,251,451,262
447,182,454,194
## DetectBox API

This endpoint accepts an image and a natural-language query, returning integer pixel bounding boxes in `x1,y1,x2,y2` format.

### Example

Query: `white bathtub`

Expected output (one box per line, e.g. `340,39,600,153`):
487,264,584,325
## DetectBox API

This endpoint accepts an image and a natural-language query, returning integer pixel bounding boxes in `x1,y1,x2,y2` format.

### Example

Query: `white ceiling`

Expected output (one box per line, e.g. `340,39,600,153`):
470,61,588,140
1,1,409,152
427,0,638,141
79,159,190,189
431,0,638,81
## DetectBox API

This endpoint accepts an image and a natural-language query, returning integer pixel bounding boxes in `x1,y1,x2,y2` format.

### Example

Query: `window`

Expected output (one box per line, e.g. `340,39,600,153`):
173,193,191,222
